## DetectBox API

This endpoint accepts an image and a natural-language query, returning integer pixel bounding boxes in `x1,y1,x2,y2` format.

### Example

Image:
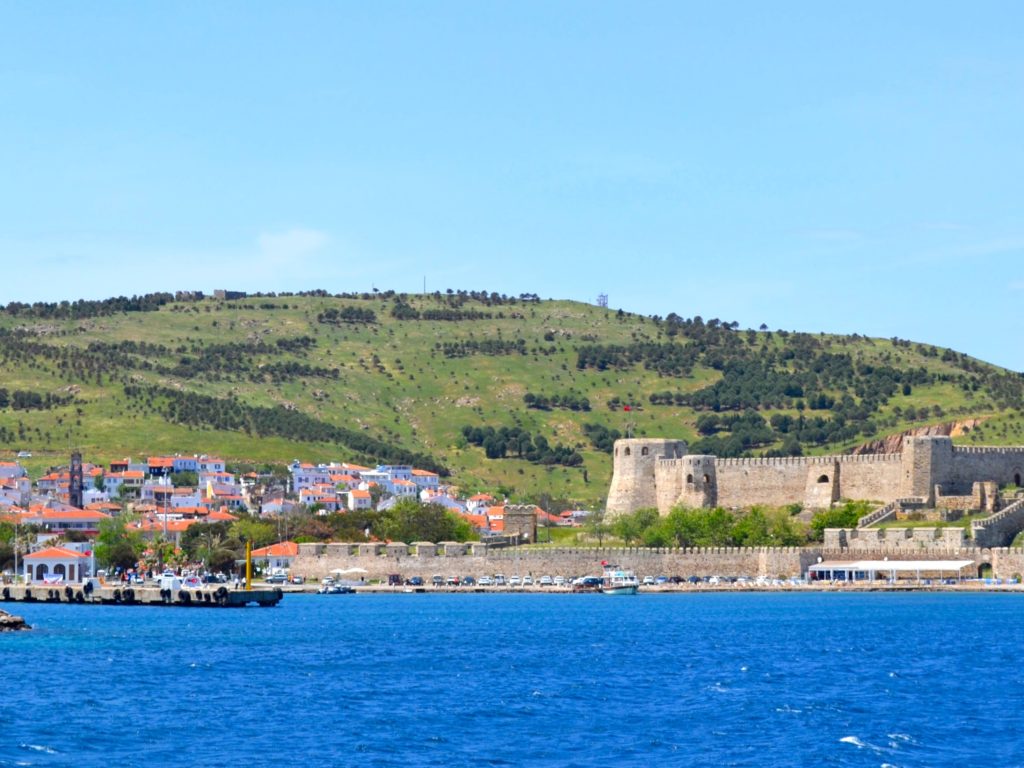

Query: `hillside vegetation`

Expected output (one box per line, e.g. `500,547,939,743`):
0,290,1022,507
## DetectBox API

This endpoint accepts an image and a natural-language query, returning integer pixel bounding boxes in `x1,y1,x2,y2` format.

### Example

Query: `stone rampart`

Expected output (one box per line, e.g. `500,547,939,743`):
715,460,809,509
609,436,1024,516
824,527,969,551
292,541,1024,580
292,542,815,580
972,498,1024,548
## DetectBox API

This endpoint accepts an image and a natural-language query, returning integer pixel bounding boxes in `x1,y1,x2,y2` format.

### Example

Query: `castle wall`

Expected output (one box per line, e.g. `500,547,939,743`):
899,437,953,502
292,541,1024,581
656,455,717,511
714,457,810,509
609,436,1024,517
950,447,1024,492
834,454,903,502
654,459,685,512
292,542,815,580
606,439,687,516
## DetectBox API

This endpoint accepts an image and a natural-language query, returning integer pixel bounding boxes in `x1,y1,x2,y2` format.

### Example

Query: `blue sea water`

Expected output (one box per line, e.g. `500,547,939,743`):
2,592,1023,767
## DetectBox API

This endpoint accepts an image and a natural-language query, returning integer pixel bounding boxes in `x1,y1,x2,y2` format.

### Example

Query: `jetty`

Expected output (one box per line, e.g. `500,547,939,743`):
0,583,283,608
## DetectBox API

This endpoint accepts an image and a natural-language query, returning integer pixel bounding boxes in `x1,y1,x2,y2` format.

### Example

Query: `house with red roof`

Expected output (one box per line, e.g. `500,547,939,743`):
252,541,299,571
467,493,495,513
348,489,372,511
18,505,111,536
23,546,89,584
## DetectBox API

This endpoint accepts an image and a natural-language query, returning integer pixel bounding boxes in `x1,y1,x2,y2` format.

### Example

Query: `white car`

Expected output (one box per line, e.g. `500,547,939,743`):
478,576,494,586
539,575,553,586
509,575,521,586
522,576,534,586
553,576,566,586
642,576,655,586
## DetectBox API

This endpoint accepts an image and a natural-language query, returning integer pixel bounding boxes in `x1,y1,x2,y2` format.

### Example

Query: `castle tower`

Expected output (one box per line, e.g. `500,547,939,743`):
673,455,717,509
606,438,687,516
69,451,83,509
900,436,953,504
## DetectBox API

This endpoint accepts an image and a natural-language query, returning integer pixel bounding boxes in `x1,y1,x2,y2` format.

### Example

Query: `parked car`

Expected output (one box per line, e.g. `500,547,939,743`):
431,575,444,586
407,576,424,586
478,576,494,586
655,575,669,584
553,576,566,586
494,574,507,586
642,576,656,586
539,575,553,586
445,575,461,586
522,575,533,586
509,575,521,586
462,576,476,586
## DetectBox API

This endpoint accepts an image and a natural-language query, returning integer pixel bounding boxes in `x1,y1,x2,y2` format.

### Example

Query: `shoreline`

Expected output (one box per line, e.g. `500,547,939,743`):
282,581,1024,595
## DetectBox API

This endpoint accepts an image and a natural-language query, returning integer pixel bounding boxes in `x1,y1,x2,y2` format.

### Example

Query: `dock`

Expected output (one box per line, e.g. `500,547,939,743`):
0,583,284,608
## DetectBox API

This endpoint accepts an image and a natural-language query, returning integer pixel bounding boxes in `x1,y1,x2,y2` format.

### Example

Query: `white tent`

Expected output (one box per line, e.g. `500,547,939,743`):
807,559,974,582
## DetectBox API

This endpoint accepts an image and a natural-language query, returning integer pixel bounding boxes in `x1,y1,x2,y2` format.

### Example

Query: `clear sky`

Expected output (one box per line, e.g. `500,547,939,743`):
2,2,1022,370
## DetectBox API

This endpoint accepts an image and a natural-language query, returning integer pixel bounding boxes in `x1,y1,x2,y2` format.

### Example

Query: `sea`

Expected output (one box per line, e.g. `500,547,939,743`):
2,592,1023,768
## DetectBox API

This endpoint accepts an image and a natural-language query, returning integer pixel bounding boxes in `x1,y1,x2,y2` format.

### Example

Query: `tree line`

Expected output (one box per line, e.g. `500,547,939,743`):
123,383,449,475
461,425,583,467
602,501,870,548
523,392,591,411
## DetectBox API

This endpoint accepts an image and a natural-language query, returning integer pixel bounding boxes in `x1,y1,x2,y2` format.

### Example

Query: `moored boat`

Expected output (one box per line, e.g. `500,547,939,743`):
600,562,639,595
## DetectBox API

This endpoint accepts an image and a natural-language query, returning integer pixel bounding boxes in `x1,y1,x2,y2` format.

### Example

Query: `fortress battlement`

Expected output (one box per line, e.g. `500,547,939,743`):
952,446,1024,455
607,435,1024,516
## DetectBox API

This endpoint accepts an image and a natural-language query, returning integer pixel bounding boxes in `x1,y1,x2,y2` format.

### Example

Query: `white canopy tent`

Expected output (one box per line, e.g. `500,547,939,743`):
807,559,975,583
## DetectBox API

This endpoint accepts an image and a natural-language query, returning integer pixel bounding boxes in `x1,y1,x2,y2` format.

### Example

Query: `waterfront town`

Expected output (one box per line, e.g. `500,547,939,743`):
0,451,574,587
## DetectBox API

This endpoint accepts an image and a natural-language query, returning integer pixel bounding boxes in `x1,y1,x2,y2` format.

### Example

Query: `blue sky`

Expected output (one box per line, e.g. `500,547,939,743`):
1,2,1022,370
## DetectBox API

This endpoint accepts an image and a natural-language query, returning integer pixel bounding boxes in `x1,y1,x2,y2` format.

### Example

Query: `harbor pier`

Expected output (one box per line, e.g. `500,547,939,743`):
0,583,283,608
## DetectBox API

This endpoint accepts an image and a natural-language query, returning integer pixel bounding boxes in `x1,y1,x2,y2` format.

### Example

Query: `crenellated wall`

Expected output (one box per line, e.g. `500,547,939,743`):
606,439,687,514
292,542,818,580
607,436,1024,517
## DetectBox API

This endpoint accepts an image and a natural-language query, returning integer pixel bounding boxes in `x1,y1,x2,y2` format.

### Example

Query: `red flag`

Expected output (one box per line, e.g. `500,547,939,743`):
623,405,631,411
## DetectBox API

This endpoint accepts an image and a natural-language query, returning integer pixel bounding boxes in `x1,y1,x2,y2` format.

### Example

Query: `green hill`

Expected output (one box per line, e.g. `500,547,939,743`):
1,290,1022,506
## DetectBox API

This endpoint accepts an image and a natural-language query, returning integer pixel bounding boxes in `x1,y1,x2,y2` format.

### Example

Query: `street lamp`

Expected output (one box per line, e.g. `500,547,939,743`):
13,517,20,585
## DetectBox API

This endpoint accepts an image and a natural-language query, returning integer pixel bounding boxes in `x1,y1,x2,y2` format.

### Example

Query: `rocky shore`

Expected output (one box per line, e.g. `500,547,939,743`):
0,609,30,631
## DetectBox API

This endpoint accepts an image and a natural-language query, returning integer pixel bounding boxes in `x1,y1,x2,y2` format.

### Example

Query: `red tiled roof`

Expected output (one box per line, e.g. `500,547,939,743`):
25,546,87,560
252,541,299,558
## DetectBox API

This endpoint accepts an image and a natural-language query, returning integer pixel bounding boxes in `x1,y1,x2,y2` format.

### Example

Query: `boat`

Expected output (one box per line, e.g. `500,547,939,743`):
600,562,639,595
318,584,355,594
317,577,356,594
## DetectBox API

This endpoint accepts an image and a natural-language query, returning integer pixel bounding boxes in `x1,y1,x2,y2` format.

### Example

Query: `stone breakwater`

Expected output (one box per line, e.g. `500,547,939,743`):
292,542,1024,581
0,608,30,631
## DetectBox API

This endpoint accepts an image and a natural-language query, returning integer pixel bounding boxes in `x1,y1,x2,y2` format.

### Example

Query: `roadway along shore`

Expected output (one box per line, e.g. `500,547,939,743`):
278,581,1024,595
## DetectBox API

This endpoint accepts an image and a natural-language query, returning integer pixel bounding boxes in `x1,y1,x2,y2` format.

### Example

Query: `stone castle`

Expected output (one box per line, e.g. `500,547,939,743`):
606,436,1024,516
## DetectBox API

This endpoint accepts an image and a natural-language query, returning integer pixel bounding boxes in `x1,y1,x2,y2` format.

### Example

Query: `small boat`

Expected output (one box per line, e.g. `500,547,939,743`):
600,562,639,595
318,584,355,594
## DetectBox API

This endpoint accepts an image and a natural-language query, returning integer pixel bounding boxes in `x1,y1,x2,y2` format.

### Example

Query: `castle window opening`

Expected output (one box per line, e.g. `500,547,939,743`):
624,447,631,457
703,474,710,485
686,474,694,484
817,474,830,484
1015,472,1021,487
641,447,648,456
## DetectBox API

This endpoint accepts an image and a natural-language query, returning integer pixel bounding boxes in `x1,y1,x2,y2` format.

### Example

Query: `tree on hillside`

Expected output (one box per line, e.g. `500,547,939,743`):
586,508,611,546
613,508,659,546
94,517,144,572
809,501,872,542
229,517,277,549
375,499,475,543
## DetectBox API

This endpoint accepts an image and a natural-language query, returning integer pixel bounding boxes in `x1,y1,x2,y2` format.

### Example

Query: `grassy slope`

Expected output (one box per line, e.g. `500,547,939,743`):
1,294,1022,504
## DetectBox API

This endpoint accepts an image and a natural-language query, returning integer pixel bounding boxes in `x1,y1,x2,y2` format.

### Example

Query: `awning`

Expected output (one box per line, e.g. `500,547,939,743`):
809,560,973,573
